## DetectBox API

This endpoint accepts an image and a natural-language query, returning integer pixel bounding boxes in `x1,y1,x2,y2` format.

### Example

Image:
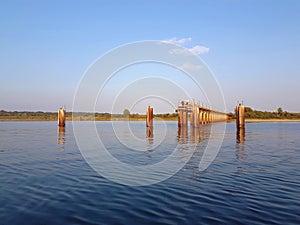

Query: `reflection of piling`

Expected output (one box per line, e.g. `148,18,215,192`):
182,111,187,127
190,127,201,143
236,104,245,129
58,126,65,145
146,106,153,127
236,127,245,144
190,110,194,127
178,110,188,127
146,126,153,139
58,107,66,127
177,126,188,143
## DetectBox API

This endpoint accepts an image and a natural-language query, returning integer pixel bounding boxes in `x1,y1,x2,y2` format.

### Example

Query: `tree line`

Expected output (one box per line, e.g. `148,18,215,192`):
233,107,300,119
1,107,300,120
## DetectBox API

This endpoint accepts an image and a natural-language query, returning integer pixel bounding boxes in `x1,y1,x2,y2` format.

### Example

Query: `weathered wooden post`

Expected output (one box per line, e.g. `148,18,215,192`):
236,103,245,129
146,106,153,127
58,107,66,127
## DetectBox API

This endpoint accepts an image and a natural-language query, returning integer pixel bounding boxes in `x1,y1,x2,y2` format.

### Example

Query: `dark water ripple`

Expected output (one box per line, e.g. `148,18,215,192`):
1,121,300,224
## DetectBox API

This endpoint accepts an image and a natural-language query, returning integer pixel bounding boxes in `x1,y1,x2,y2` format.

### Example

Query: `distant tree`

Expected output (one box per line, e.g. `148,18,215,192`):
277,107,283,115
123,109,130,118
245,107,253,113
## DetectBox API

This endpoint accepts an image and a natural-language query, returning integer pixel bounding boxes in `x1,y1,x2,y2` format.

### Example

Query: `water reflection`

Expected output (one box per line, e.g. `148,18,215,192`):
236,128,245,160
146,126,154,145
190,127,202,143
236,128,245,144
177,126,209,145
57,126,65,151
177,126,188,144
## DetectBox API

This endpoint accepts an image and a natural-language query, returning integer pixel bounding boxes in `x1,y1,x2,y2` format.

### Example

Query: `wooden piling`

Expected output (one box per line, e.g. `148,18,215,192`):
236,104,245,129
58,107,66,127
146,106,153,127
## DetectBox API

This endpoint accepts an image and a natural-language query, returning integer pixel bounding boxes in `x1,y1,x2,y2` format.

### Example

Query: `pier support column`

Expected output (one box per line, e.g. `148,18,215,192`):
209,111,212,123
199,111,203,125
146,106,154,127
194,107,200,127
204,111,208,124
178,109,188,127
58,107,66,127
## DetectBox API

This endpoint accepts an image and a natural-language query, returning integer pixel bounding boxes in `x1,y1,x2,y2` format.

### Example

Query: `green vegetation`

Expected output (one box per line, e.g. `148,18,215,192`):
123,109,130,118
1,107,299,121
0,110,178,121
233,107,300,119
0,110,61,121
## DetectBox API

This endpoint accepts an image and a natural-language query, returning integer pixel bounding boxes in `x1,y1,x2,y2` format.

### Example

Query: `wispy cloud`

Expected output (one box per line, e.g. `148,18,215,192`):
189,45,209,54
162,37,192,45
162,37,209,55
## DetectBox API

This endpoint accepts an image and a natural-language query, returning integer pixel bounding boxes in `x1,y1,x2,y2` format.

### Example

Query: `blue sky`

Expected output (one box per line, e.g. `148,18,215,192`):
1,0,299,113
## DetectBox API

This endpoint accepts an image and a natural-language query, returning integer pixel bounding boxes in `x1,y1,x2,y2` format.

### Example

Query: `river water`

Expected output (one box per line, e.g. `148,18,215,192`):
1,121,299,224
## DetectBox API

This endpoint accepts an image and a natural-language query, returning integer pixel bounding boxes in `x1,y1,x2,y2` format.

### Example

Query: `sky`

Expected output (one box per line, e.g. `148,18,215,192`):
1,0,300,113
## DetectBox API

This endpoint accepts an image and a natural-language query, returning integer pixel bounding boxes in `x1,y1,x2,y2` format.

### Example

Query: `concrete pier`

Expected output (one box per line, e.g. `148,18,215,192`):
177,101,228,127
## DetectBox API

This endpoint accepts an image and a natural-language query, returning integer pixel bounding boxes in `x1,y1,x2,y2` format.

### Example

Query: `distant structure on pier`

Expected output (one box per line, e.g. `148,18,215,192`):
176,101,229,127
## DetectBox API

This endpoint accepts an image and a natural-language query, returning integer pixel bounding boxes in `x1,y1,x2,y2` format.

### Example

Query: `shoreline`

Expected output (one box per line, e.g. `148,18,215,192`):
245,119,300,123
1,117,300,122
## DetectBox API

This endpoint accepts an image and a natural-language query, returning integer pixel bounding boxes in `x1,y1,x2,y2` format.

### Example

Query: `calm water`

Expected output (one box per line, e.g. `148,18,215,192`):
1,121,299,225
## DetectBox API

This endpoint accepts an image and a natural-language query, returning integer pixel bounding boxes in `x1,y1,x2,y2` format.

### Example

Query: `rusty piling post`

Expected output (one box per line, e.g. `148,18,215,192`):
146,106,153,127
236,103,245,129
58,107,66,127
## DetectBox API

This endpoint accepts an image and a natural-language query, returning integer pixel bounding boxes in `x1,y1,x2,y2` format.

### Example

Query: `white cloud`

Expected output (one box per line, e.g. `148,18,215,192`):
162,37,209,55
189,45,210,54
162,37,192,45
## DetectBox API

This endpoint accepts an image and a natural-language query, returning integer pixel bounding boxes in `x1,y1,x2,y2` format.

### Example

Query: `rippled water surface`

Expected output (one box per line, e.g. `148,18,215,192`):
1,121,299,224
